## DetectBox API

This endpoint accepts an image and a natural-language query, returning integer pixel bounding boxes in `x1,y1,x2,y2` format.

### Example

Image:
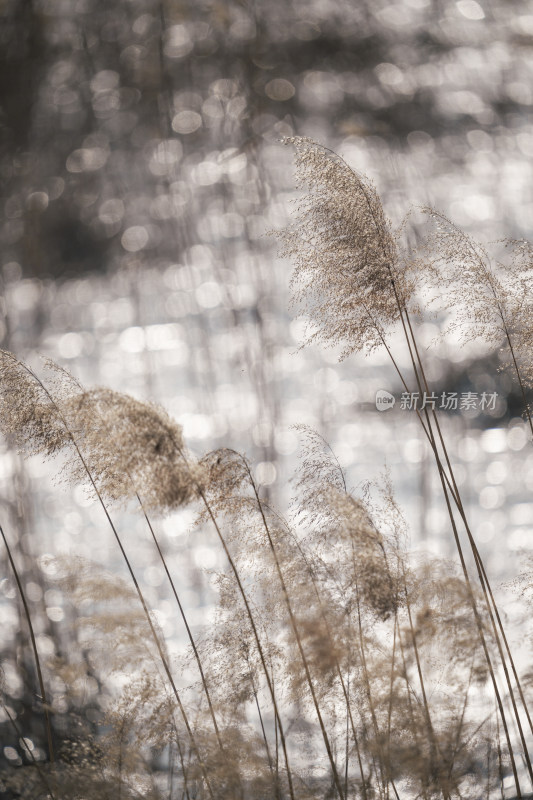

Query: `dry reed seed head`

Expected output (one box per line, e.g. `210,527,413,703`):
50,558,161,675
61,387,205,513
408,562,490,684
200,448,252,513
51,734,162,799
419,209,507,343
507,557,533,608
322,487,401,620
202,576,285,712
0,350,74,458
288,610,344,693
277,137,414,359
498,241,533,388
199,450,284,551
0,353,204,512
291,423,348,531
110,673,179,745
196,726,274,798
419,210,533,383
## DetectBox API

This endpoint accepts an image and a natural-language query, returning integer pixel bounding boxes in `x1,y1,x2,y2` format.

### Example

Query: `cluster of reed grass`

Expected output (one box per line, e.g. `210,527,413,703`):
0,137,532,800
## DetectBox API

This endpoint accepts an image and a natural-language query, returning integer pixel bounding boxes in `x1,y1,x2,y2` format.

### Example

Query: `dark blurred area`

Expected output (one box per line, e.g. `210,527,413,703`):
2,0,533,285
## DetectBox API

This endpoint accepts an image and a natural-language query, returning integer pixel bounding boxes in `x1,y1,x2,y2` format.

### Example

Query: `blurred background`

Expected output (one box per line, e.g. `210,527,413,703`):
1,0,533,776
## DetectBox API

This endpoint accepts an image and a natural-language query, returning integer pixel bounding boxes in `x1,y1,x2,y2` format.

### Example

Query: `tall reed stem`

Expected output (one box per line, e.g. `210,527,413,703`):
350,180,530,792
195,483,294,800
395,308,522,795
401,303,533,787
135,493,223,751
0,523,55,769
243,456,346,800
281,522,369,800
168,436,296,800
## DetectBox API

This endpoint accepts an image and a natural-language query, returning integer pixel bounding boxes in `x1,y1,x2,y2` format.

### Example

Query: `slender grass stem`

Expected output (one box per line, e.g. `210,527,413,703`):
369,299,528,795
280,521,369,800
61,380,224,754
366,263,528,795
371,302,533,778
248,662,274,776
504,327,533,440
240,454,346,800
195,484,294,800
135,492,223,751
0,523,55,770
402,582,445,797
401,304,533,786
397,619,431,800
167,437,296,800
354,579,387,799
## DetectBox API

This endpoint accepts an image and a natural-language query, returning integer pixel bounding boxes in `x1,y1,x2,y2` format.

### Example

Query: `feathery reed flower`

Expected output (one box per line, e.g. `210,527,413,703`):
325,488,401,621
0,350,74,459
420,210,533,430
276,137,415,359
0,351,204,513
420,209,533,352
63,387,204,513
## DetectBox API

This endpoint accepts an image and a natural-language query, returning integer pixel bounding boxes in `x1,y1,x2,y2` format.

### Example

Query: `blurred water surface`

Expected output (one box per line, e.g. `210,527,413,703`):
1,0,533,771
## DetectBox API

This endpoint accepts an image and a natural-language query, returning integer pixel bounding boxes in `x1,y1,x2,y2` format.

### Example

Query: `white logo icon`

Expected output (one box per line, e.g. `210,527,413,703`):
375,390,395,412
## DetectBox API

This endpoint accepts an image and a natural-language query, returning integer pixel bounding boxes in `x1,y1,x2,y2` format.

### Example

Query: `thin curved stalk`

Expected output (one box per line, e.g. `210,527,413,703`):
62,378,224,753
402,582,444,797
351,166,530,775
195,484,294,800
169,717,192,800
240,454,346,800
406,214,533,767
369,301,533,778
354,581,388,800
168,437,296,800
78,466,214,800
369,300,526,795
396,617,430,800
362,257,527,795
135,493,223,751
270,501,378,800
504,326,533,440
0,523,55,769
445,662,474,786
430,436,521,797
402,305,533,786
247,658,274,777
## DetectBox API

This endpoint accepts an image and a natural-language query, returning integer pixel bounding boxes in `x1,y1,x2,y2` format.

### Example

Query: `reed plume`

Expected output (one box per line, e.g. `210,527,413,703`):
419,211,533,433
0,351,204,513
276,137,416,359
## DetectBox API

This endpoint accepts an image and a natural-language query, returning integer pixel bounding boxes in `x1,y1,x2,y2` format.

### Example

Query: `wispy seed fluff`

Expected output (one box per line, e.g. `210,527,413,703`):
64,388,204,513
0,351,203,514
276,137,414,358
0,350,73,458
420,209,533,388
326,487,401,620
